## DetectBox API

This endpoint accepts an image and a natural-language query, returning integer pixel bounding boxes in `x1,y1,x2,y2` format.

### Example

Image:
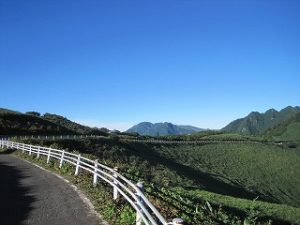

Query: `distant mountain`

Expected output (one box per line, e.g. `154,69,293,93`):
222,106,300,135
0,108,109,136
126,122,204,136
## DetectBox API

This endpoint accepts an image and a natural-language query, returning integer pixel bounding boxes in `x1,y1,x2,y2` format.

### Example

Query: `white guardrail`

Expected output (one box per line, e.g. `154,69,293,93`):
0,139,184,225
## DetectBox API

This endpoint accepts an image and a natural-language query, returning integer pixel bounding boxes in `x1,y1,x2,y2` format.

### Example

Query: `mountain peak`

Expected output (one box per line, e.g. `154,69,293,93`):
265,108,278,114
222,106,300,135
126,122,204,136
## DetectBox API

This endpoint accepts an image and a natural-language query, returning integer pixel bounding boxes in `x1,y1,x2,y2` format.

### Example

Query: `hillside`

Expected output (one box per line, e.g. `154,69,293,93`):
2,106,300,224
126,122,204,136
265,112,300,141
0,108,73,135
222,106,300,135
42,113,108,135
0,108,108,136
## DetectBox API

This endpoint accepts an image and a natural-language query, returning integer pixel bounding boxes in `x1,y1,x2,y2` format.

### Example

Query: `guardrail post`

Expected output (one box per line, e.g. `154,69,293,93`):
29,145,32,156
37,146,40,159
47,149,51,163
75,154,81,176
59,150,65,168
136,181,144,225
93,159,98,187
113,167,119,200
22,143,25,153
167,218,184,225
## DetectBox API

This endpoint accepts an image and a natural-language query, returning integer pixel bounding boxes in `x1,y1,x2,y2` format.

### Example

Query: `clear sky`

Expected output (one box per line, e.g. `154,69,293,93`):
0,0,299,131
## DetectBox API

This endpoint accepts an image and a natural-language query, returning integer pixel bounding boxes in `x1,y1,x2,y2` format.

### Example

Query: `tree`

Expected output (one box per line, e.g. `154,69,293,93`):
26,111,41,117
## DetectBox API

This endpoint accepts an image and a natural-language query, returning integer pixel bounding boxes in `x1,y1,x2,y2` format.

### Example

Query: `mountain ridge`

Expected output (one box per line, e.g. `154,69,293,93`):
222,106,300,135
126,122,204,136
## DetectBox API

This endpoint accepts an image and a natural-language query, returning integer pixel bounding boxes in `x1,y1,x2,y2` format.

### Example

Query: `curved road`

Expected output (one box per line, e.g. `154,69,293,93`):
0,153,104,225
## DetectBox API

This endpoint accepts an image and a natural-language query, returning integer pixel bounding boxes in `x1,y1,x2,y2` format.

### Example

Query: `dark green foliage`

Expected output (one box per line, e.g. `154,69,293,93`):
0,112,73,135
0,108,21,115
25,111,41,117
0,108,109,136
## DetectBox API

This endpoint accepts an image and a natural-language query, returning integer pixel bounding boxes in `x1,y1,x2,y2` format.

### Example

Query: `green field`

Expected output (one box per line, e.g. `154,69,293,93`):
18,135,300,225
148,142,300,207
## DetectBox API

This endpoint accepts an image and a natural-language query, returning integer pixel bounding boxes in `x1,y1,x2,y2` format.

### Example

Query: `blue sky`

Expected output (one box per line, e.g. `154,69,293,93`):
0,0,299,131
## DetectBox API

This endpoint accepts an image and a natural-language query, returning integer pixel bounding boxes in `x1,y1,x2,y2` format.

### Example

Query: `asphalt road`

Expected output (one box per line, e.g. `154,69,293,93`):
0,153,103,225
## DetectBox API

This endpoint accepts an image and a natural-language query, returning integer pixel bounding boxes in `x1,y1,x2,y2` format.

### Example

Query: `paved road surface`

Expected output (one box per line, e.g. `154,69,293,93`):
0,153,103,225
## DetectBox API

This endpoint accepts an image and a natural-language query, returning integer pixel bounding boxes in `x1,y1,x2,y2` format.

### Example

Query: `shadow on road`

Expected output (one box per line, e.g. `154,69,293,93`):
0,152,35,225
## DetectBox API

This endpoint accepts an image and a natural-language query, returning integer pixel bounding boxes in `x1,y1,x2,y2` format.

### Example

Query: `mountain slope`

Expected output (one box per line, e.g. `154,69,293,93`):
265,112,300,141
0,109,74,135
126,122,204,136
0,108,108,136
222,106,300,135
42,113,108,135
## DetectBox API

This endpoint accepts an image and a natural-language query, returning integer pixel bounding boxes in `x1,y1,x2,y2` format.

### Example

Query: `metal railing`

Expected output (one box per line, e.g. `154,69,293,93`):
0,139,184,225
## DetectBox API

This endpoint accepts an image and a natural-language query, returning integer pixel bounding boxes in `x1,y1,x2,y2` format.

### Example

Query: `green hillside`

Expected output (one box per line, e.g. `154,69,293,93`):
0,108,108,136
281,122,300,141
42,113,108,135
222,106,300,135
0,108,74,135
265,112,300,141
